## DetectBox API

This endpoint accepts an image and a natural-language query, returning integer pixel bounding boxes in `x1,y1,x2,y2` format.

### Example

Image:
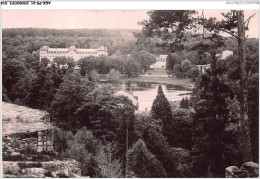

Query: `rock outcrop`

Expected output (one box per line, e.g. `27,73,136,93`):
2,102,53,154
3,160,81,178
225,161,259,178
2,103,82,178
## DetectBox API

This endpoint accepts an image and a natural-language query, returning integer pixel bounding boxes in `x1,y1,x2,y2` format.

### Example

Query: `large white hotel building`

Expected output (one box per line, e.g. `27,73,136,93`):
39,46,108,61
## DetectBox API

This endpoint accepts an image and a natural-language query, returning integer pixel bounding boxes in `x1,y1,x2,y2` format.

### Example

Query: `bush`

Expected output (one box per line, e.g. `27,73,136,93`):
64,128,102,177
181,59,192,72
20,145,37,155
170,108,193,149
180,97,190,109
10,138,21,148
53,127,73,155
174,64,184,78
89,69,99,82
18,162,42,169
127,139,167,178
107,69,121,81
188,67,200,81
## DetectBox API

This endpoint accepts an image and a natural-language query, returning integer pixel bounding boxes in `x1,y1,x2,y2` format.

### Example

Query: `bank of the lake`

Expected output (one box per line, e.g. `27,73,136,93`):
98,74,195,90
119,76,194,90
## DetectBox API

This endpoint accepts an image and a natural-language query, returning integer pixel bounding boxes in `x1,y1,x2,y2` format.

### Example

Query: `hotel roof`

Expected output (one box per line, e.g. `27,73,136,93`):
40,46,107,52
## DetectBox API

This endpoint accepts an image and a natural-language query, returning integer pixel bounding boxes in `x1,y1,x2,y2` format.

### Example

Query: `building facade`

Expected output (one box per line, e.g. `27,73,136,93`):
150,55,168,69
196,64,211,73
217,50,233,60
39,46,108,62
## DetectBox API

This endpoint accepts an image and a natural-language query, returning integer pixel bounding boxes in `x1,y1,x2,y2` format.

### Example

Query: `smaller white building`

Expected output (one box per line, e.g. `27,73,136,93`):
196,64,210,73
150,55,167,69
217,50,233,60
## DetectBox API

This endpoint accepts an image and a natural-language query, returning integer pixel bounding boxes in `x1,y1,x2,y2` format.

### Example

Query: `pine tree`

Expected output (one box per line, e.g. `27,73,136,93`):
142,120,176,177
180,97,190,109
151,85,173,142
198,10,255,164
96,141,123,178
127,139,167,178
191,51,231,177
135,113,177,177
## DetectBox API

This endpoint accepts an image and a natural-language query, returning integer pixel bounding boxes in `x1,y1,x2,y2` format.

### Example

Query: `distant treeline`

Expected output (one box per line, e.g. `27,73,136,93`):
2,28,139,56
2,28,138,38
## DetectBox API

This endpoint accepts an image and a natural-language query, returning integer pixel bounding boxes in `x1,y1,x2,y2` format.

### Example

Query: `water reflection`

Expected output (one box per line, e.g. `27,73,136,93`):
98,81,191,111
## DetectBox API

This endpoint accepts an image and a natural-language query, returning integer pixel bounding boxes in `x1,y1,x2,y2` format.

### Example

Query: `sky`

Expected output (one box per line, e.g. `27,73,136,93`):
2,10,259,38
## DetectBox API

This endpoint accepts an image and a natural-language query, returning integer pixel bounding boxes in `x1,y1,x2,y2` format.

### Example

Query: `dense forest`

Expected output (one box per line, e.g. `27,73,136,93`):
2,10,259,178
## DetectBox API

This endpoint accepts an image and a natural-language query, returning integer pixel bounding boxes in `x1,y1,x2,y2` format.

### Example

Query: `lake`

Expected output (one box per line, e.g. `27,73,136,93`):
98,81,192,112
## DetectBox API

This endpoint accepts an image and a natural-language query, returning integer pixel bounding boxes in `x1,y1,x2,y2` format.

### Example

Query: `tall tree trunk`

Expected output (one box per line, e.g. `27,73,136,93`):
236,10,252,163
125,125,128,177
